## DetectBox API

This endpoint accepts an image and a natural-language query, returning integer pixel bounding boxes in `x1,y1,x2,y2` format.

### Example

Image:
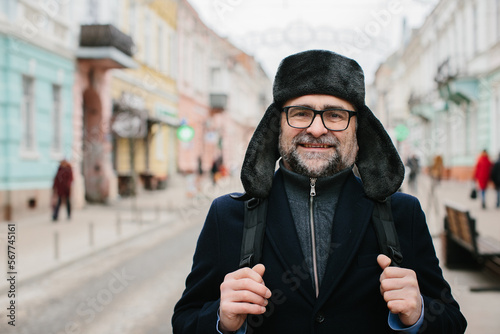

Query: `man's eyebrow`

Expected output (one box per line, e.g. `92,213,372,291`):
296,103,345,109
295,104,349,109
324,104,348,109
291,103,354,111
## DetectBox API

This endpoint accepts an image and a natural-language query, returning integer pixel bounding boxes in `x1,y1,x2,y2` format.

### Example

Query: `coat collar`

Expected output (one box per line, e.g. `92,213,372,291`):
317,173,374,307
266,170,315,305
266,169,374,306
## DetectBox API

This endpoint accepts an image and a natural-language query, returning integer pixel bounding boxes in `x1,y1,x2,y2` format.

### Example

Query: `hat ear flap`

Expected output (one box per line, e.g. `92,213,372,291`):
356,105,405,200
240,103,281,199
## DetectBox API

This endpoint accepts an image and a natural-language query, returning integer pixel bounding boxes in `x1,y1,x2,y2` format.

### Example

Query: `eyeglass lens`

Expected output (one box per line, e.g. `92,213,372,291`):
287,107,351,131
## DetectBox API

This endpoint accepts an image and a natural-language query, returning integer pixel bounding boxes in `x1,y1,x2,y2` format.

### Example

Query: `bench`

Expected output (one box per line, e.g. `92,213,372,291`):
443,202,500,269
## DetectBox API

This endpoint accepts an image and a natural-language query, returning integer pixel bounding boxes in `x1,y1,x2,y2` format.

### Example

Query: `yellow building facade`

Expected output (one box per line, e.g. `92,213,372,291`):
111,0,179,194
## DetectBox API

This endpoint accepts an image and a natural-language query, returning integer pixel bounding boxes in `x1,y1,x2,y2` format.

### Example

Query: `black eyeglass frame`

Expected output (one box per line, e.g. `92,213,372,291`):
282,105,358,132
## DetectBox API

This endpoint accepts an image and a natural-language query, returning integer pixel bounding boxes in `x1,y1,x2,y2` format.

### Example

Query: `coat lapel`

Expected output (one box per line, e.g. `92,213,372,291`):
317,173,374,307
266,171,316,305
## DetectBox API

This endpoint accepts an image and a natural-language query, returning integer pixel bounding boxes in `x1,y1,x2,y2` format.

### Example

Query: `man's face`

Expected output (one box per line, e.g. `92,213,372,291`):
279,94,359,178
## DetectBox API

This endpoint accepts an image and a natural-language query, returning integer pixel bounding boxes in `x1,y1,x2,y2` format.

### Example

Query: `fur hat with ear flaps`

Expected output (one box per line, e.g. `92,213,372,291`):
240,50,404,201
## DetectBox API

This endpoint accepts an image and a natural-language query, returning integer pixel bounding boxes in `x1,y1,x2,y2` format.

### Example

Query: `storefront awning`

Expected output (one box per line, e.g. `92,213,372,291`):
439,78,479,104
112,99,148,138
148,114,181,127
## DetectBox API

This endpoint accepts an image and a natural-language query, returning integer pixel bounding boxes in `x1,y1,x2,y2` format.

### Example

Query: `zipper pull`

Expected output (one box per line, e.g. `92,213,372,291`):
310,178,317,197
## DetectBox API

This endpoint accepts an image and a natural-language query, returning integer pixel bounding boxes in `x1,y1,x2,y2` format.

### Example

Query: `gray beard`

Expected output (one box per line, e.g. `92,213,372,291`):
279,131,357,178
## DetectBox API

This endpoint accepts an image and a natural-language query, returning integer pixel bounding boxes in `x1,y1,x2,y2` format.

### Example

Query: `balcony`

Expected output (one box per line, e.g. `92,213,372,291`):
210,93,228,112
76,24,137,69
438,78,478,104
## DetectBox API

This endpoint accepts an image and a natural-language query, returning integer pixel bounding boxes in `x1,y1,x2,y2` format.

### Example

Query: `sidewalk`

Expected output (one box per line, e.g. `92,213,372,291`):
403,175,500,333
2,173,497,288
404,175,500,241
0,174,243,293
1,172,498,331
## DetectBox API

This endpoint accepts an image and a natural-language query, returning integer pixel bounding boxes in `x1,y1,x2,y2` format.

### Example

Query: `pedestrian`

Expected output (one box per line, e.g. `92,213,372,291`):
427,154,445,215
196,156,204,191
52,159,73,221
491,153,500,208
211,156,222,185
406,154,420,194
429,154,444,183
473,149,493,209
172,50,466,333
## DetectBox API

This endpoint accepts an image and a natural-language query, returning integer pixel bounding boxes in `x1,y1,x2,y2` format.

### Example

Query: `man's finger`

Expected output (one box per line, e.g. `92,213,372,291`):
229,267,265,283
225,278,271,299
377,254,392,270
252,264,266,278
226,289,269,306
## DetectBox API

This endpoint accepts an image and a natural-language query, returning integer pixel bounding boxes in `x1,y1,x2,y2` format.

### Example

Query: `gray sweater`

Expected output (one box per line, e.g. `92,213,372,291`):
281,161,351,289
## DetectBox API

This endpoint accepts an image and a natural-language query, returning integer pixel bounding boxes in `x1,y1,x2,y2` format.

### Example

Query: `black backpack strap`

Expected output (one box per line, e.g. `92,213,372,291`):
239,197,268,268
239,196,402,268
372,197,403,267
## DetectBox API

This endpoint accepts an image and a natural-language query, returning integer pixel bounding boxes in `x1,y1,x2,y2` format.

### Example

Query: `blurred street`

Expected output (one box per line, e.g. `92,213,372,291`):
1,0,499,333
0,175,242,334
403,175,500,334
0,173,499,333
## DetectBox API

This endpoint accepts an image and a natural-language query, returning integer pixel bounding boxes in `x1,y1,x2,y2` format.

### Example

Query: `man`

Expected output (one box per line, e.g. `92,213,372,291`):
490,153,500,208
406,154,420,194
172,50,466,333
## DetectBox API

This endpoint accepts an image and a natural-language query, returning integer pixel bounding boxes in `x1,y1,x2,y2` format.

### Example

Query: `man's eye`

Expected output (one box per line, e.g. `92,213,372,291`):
325,111,346,120
291,109,311,117
294,112,308,117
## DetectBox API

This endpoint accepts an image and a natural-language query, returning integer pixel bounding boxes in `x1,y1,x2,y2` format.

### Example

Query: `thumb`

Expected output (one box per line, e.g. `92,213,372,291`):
377,254,392,270
252,264,266,278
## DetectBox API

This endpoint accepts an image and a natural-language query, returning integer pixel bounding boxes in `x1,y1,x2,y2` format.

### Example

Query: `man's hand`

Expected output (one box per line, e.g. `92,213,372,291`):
219,264,271,332
378,254,422,327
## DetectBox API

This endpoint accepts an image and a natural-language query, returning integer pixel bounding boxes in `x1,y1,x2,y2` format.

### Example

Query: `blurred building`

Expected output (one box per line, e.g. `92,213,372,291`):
74,1,137,205
210,38,271,176
0,1,75,220
0,0,270,221
176,0,213,175
110,0,179,197
177,0,271,178
375,0,500,180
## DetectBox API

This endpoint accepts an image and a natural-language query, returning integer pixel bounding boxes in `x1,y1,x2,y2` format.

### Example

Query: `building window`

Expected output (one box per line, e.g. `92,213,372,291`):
170,33,177,79
129,2,136,40
211,67,222,88
52,85,62,153
145,11,152,65
21,75,35,152
473,2,479,54
88,0,99,22
155,125,165,161
194,44,203,91
494,87,500,154
158,24,166,73
497,0,500,42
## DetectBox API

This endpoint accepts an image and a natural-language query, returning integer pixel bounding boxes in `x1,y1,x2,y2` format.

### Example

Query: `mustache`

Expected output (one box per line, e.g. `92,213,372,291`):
292,133,340,146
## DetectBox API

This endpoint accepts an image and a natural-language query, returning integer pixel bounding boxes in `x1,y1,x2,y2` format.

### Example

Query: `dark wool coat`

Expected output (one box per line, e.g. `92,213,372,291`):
491,160,500,189
172,170,466,333
53,162,73,197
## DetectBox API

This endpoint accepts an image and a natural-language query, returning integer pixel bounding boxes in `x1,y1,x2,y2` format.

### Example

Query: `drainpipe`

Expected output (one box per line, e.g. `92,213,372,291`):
4,191,12,222
3,40,12,222
2,125,12,221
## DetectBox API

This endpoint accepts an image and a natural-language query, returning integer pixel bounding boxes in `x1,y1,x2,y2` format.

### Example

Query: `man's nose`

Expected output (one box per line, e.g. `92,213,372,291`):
306,115,329,137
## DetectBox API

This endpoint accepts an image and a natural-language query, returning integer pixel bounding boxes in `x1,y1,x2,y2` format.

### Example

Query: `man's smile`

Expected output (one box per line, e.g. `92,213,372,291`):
299,143,334,149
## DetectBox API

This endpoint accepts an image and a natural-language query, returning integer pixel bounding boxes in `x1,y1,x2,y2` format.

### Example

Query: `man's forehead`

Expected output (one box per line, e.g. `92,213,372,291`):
284,94,355,109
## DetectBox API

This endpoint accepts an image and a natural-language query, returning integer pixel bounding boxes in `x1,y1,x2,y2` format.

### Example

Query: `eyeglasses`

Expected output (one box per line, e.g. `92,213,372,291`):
283,106,357,131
